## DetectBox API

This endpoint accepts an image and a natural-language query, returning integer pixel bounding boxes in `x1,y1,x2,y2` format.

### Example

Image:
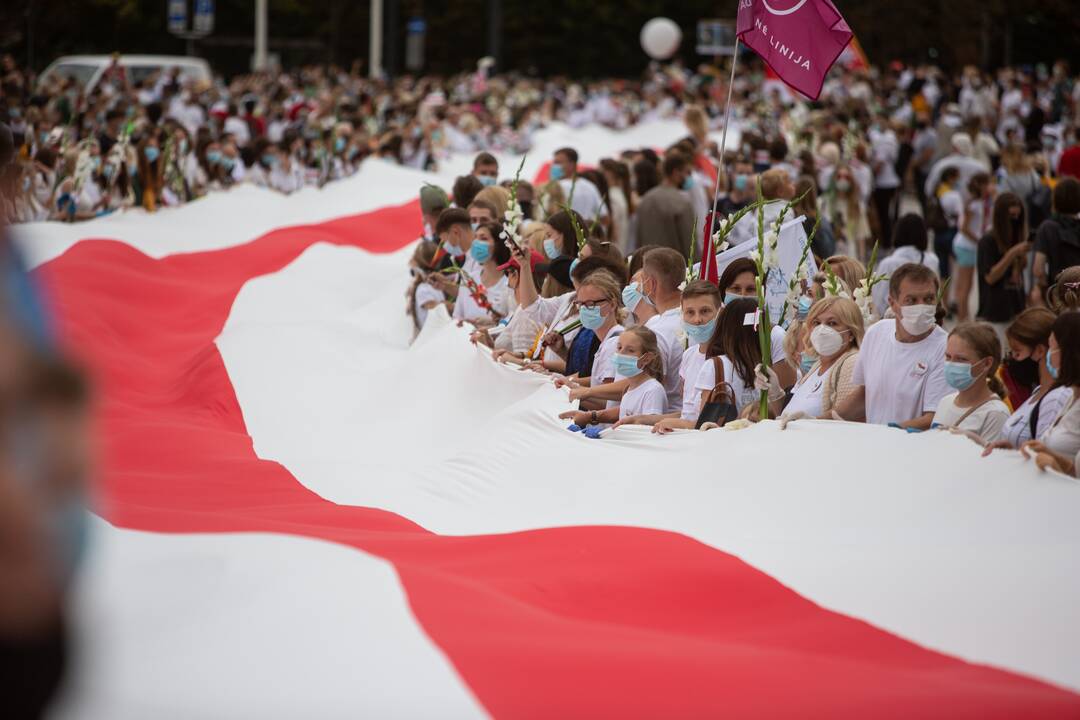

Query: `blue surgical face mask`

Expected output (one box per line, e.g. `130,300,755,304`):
471,222,481,232
1046,349,1059,380
544,237,562,260
90,156,102,172
613,353,643,378
549,164,565,181
725,292,754,306
796,295,813,320
221,156,236,170
143,146,160,163
444,238,463,256
470,240,491,264
579,304,605,330
734,174,749,191
944,361,977,390
334,137,346,153
207,150,223,164
683,316,717,345
479,175,497,187
800,352,816,374
682,175,695,191
569,257,580,278
623,282,644,312
262,153,278,167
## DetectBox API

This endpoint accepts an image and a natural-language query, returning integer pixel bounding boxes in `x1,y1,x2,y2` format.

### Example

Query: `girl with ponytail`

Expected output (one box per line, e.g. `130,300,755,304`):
931,322,1011,444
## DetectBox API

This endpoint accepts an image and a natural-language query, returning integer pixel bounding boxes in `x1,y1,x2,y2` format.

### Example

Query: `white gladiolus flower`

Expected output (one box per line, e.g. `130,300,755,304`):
749,249,761,264
764,231,779,248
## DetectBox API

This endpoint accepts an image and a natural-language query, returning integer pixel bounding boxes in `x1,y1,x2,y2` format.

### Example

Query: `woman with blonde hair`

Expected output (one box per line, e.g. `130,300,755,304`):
931,322,1011,444
823,163,871,260
474,185,510,220
760,296,865,420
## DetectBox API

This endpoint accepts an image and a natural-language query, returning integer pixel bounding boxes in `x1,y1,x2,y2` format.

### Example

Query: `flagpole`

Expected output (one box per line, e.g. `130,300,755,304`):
708,41,741,239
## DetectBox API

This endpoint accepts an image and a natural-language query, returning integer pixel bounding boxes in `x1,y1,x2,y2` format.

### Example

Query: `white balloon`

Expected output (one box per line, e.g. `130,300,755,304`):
639,17,683,60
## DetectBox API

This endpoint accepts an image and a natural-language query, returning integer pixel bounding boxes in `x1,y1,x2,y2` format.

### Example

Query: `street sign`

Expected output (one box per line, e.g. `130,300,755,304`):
406,17,426,71
193,0,215,35
696,19,737,56
167,0,188,34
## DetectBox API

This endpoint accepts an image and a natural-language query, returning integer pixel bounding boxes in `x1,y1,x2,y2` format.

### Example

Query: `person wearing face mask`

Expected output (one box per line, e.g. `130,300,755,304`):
930,323,1010,443
507,232,580,374
977,193,1029,326
537,209,582,298
452,221,513,326
633,152,696,257
622,268,658,327
550,147,607,224
562,326,665,430
726,168,797,248
471,152,499,187
823,164,871,261
983,309,1070,452
1016,311,1080,473
765,297,865,421
620,280,721,430
717,257,795,389
427,208,477,303
835,264,949,428
134,135,163,212
554,270,624,397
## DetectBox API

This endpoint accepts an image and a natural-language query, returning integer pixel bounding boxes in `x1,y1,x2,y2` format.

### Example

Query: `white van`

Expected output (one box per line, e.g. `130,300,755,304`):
37,55,212,93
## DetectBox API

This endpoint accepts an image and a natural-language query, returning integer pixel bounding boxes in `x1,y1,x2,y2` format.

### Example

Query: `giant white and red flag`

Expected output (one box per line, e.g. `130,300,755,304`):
736,0,854,100
17,121,1080,718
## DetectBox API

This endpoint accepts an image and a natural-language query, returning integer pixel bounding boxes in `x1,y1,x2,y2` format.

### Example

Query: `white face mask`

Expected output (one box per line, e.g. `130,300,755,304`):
898,304,936,336
809,325,846,357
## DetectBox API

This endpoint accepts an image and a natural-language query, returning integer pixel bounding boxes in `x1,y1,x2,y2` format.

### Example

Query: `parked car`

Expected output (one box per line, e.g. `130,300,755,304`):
37,55,212,92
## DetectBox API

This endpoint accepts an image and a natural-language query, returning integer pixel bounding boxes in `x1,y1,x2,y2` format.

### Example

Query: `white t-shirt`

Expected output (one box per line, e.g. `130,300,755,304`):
693,355,758,413
679,345,708,421
785,364,828,417
559,176,608,221
619,378,668,420
453,273,510,323
931,392,1011,442
1041,393,1080,460
1000,385,1072,447
645,308,687,414
852,319,950,425
591,324,625,386
957,197,991,250
869,128,901,190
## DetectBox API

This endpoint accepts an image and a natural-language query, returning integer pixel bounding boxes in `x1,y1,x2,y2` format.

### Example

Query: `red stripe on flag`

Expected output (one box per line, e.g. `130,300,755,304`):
33,204,1080,717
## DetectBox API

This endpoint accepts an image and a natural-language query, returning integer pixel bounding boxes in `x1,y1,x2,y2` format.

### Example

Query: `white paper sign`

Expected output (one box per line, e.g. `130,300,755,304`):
698,215,818,322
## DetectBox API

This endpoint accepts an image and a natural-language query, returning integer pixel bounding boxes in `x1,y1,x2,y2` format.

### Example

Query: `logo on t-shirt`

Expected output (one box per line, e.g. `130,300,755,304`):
911,361,928,377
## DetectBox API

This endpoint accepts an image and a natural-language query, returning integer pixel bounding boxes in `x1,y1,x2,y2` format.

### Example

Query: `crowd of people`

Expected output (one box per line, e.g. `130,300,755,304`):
407,53,1080,478
1,49,1080,717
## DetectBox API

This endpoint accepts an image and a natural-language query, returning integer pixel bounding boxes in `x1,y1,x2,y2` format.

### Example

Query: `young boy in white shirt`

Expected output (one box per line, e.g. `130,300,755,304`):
615,279,722,429
836,263,949,429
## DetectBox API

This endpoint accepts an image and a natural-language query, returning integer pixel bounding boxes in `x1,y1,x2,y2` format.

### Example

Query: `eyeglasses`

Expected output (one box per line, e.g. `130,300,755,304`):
574,299,610,310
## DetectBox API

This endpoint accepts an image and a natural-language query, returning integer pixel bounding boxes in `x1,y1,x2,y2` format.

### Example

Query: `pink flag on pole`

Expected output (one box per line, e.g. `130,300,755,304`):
736,0,853,100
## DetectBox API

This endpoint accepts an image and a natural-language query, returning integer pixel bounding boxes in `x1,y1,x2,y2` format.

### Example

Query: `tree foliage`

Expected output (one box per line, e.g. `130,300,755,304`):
1,0,1077,77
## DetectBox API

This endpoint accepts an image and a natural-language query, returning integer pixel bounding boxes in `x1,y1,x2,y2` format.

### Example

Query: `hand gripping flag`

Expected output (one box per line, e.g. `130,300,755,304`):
736,0,853,100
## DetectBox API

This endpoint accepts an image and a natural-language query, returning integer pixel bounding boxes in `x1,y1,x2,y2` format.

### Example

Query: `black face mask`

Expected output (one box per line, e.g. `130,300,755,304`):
518,200,533,220
1005,356,1039,390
